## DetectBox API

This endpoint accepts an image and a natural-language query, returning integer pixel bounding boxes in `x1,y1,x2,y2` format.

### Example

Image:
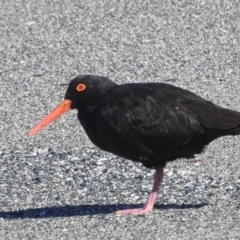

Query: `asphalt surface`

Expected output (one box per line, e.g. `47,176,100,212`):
0,0,239,239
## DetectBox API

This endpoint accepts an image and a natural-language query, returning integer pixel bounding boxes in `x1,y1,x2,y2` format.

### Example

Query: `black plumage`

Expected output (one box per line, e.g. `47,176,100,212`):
66,76,240,168
29,75,240,215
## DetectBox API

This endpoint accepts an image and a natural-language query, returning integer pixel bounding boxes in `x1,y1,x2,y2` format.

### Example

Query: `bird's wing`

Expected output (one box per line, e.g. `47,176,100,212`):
99,83,205,151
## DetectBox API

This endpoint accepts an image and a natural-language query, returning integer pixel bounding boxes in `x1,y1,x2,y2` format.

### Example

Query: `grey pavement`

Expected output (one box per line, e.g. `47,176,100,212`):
0,0,239,239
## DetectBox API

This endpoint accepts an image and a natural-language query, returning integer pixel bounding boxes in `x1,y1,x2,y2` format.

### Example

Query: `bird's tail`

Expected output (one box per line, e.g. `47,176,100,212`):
184,100,240,134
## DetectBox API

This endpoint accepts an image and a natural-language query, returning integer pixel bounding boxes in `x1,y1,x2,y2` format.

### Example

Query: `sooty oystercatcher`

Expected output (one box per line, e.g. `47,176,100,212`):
28,75,240,215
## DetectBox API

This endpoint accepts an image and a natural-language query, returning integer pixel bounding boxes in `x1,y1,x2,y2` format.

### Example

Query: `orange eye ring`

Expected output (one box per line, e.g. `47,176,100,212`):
76,83,86,92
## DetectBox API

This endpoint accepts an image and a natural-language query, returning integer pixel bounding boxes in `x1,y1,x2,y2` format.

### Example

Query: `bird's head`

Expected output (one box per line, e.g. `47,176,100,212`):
28,75,117,136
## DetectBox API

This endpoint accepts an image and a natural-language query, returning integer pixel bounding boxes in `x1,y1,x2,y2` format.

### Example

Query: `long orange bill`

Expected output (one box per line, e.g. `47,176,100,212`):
28,99,72,136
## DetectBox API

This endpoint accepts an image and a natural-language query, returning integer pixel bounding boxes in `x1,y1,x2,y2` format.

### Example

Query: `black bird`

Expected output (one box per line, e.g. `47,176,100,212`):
29,75,240,215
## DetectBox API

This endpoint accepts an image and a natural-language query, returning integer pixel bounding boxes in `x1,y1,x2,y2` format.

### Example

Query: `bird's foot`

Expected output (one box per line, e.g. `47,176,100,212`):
115,167,164,216
115,205,152,215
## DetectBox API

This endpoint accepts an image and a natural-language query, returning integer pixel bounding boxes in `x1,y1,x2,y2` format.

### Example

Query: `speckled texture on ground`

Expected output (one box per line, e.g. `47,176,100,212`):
0,0,239,239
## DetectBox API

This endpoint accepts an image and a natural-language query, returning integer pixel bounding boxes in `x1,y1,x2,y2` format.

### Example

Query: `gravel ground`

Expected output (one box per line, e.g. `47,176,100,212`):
0,0,239,239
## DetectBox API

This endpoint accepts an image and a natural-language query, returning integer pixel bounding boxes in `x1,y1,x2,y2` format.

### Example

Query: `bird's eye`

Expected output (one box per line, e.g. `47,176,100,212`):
76,84,86,92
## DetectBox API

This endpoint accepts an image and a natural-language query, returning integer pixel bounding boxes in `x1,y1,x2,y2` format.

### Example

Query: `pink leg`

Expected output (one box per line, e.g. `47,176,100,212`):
115,167,164,215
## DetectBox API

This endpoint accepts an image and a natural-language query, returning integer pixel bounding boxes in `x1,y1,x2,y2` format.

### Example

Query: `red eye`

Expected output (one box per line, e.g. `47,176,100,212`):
76,84,86,92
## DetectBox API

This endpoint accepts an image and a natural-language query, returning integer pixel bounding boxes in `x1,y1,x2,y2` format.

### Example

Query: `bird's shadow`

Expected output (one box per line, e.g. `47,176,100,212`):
0,203,208,219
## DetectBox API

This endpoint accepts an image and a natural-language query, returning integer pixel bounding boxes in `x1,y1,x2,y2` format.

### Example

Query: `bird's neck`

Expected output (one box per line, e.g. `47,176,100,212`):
77,104,98,131
76,89,109,128
79,104,97,116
